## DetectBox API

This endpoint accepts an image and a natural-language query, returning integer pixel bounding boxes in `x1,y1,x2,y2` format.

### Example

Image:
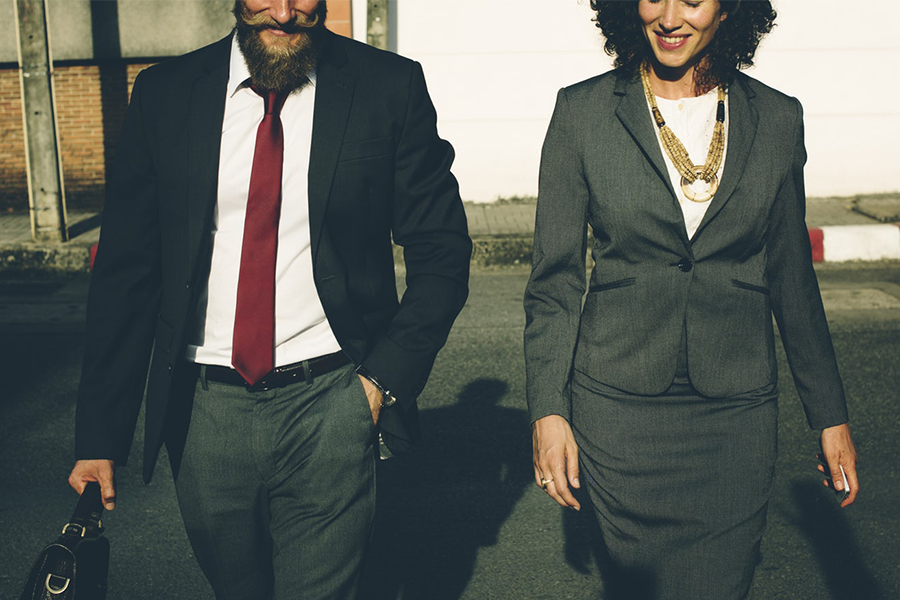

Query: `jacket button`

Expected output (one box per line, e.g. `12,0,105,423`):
677,258,693,272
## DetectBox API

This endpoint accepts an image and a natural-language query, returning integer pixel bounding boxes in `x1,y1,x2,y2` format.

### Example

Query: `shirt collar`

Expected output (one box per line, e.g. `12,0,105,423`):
227,32,317,98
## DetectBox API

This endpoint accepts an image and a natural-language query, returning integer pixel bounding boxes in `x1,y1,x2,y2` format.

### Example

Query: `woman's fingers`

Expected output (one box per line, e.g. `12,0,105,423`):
532,415,582,510
567,441,581,490
841,460,860,507
819,424,860,508
538,455,580,510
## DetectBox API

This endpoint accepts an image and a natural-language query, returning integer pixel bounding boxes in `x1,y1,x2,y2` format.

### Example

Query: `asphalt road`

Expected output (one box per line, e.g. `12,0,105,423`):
1,264,898,599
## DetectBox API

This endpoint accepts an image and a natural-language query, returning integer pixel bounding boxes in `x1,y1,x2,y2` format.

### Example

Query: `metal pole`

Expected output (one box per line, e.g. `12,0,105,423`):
15,0,68,243
366,0,389,50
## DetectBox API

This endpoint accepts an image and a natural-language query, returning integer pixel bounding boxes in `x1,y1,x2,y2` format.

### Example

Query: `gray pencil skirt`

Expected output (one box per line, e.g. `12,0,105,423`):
571,367,778,600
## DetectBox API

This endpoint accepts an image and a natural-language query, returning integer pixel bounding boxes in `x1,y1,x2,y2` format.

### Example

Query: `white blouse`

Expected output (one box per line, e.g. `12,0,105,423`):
649,88,729,240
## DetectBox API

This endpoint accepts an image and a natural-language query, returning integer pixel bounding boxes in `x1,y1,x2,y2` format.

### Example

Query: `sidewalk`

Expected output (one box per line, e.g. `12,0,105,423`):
1,194,898,272
0,211,100,273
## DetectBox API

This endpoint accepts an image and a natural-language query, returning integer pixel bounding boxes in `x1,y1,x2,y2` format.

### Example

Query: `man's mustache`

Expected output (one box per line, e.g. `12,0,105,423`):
238,9,322,34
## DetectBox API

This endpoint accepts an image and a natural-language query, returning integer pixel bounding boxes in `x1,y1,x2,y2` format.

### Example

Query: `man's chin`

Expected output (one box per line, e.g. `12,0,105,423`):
236,24,319,91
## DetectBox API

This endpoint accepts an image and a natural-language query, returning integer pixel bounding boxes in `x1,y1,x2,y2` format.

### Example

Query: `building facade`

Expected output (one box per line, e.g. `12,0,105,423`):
0,0,350,212
1,0,896,212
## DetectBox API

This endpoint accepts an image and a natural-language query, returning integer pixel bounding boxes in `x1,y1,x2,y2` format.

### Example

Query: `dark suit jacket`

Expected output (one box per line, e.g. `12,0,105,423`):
75,31,472,482
524,69,848,430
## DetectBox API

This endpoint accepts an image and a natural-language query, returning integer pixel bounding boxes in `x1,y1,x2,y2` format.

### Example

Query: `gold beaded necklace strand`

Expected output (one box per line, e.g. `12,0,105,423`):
640,61,726,203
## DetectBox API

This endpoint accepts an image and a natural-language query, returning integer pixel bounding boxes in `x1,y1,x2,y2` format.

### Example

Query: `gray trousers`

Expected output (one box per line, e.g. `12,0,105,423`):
172,363,377,600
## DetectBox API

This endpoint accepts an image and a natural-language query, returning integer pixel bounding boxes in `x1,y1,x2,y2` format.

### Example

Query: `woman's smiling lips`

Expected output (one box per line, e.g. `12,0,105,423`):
655,32,690,51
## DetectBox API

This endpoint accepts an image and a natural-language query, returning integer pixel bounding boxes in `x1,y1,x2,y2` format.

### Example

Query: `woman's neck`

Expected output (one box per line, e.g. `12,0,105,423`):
647,61,715,100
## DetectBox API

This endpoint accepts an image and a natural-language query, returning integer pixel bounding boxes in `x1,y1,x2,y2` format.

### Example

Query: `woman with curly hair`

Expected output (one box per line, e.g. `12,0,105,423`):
524,1,860,598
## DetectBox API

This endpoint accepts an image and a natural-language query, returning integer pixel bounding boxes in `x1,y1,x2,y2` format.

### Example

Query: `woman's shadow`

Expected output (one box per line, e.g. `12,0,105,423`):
358,378,532,600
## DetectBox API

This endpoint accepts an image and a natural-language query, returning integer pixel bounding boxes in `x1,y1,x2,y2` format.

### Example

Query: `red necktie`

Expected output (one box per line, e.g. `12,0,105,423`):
232,87,289,385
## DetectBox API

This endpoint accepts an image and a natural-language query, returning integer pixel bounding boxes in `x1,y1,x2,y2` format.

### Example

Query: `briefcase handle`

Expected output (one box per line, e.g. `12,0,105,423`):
62,482,104,538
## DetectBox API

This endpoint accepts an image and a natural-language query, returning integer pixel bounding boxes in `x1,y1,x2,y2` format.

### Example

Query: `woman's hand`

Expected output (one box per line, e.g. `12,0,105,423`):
818,423,859,508
532,414,581,510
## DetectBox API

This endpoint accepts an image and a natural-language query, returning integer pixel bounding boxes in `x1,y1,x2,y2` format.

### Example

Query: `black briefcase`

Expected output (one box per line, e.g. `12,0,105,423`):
20,482,109,600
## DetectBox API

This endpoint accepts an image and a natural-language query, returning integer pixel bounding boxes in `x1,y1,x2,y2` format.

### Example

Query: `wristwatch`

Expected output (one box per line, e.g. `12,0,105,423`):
355,365,398,408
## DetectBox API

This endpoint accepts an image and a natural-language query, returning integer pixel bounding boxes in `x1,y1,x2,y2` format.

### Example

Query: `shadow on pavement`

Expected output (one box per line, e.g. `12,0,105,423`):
789,480,883,600
359,378,531,600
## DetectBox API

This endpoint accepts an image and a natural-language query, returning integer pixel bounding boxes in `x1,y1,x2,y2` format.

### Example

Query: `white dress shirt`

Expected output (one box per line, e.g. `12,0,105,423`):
649,88,729,240
186,36,342,367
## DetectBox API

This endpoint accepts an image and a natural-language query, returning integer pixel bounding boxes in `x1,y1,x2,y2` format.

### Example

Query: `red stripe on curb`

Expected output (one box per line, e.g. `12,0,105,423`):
89,243,98,271
808,228,824,262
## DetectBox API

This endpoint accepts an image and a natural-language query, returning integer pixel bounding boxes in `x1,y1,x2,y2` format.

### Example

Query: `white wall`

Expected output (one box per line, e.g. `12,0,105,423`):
351,0,899,201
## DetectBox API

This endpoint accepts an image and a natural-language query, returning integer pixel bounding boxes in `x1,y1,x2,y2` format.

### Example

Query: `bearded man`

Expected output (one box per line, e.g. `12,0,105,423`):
67,1,471,597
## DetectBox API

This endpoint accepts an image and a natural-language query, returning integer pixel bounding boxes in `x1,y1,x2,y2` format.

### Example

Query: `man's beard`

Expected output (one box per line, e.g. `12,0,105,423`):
233,0,327,92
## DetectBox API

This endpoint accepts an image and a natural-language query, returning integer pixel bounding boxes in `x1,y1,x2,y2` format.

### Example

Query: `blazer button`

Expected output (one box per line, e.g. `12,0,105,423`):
677,258,693,272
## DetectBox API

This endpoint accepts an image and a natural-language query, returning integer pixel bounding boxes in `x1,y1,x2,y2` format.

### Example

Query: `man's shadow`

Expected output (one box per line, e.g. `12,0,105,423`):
359,378,531,600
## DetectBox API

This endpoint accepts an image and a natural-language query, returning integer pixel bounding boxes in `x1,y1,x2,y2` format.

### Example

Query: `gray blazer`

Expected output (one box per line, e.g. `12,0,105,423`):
523,70,848,430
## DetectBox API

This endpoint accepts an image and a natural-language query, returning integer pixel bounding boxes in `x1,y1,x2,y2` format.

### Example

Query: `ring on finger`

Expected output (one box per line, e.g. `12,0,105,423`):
540,477,554,490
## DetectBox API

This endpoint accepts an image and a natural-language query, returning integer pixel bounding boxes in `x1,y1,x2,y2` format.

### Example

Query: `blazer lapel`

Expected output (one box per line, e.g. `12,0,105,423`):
308,33,355,262
693,74,759,237
614,75,678,199
614,74,690,246
186,35,230,273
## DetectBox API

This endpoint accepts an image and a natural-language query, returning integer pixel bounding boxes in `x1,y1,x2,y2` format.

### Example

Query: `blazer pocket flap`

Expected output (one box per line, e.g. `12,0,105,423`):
589,277,637,293
731,279,770,296
339,136,393,162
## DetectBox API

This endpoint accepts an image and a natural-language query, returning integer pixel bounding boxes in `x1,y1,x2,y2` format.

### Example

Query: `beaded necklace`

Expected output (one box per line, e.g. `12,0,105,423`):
640,61,726,203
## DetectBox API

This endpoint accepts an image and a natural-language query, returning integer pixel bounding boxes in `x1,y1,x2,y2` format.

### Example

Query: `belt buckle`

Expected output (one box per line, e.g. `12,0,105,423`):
277,362,309,385
245,376,273,392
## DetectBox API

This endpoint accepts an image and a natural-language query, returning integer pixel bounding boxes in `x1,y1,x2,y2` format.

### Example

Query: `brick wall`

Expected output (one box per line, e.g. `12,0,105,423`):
1,1,352,213
0,63,149,212
0,68,28,212
326,1,352,38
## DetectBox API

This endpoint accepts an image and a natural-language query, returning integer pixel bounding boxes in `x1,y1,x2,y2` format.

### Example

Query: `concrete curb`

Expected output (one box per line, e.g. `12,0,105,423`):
3,224,900,275
0,242,92,273
809,224,900,262
466,224,900,268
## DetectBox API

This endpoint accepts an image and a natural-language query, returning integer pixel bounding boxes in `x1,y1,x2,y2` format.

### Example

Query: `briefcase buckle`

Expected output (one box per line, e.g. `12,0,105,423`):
44,573,70,595
61,522,86,537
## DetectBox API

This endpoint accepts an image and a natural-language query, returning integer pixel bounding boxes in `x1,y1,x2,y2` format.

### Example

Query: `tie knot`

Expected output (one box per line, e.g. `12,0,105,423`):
251,85,289,116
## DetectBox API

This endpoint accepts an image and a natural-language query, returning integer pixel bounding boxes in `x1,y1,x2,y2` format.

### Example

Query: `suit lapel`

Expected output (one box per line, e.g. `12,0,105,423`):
308,33,355,262
186,35,230,272
615,75,678,199
694,75,758,237
614,74,690,246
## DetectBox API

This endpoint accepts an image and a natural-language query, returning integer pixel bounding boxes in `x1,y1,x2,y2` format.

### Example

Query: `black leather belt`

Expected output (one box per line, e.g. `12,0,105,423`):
202,351,351,392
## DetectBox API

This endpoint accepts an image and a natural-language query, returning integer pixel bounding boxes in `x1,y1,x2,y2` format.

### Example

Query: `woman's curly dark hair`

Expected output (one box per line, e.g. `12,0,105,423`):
591,1,776,90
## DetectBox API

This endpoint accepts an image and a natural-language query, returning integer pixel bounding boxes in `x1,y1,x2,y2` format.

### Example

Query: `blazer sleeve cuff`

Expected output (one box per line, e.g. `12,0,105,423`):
527,394,571,426
805,405,850,431
360,336,436,410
